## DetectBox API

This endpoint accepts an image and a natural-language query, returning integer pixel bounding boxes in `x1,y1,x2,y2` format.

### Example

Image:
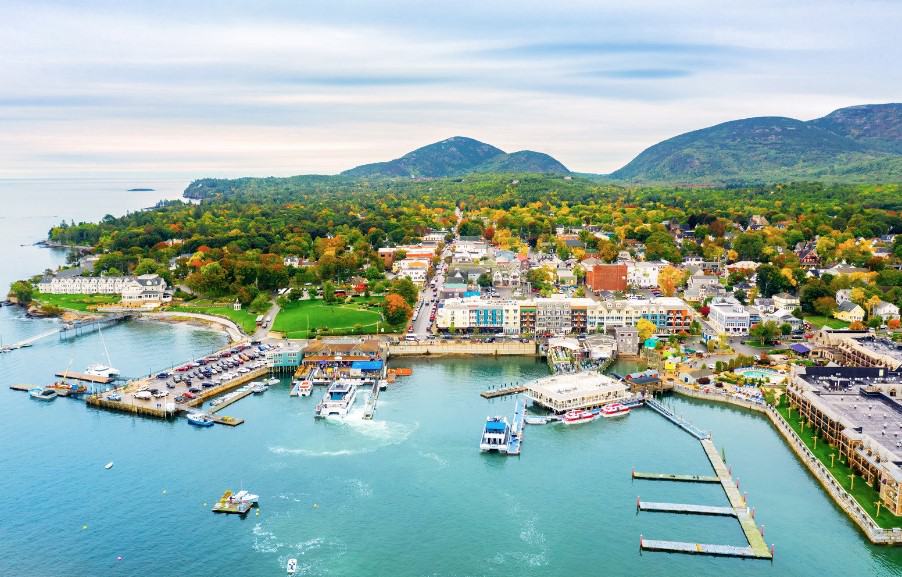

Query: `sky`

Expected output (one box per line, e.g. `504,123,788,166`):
1,0,900,180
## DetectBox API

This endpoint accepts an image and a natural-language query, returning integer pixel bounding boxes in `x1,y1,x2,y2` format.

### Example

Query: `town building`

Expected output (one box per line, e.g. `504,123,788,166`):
38,274,170,304
626,261,665,289
585,263,627,293
524,372,629,413
874,300,900,322
811,332,902,370
707,296,751,336
835,301,866,323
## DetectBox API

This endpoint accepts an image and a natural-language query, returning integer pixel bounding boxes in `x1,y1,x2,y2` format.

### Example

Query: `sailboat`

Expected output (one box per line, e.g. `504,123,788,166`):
85,326,120,378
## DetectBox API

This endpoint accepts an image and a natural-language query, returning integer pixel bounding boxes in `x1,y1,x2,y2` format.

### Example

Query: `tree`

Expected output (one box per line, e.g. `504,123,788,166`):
477,272,492,288
733,233,766,261
756,264,790,297
750,321,781,345
849,320,866,330
888,318,900,331
636,318,656,341
780,323,793,335
249,293,270,314
813,296,837,317
8,280,33,304
657,266,686,297
322,280,336,303
383,293,412,325
388,277,418,307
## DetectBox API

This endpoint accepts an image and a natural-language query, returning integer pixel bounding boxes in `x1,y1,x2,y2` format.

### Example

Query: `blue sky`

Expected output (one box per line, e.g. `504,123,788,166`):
0,0,899,179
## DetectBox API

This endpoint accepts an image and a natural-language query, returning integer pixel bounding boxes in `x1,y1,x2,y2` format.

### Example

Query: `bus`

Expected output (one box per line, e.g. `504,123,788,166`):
255,315,264,326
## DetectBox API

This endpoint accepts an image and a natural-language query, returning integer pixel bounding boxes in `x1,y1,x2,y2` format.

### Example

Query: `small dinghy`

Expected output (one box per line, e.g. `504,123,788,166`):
287,558,297,575
104,462,114,470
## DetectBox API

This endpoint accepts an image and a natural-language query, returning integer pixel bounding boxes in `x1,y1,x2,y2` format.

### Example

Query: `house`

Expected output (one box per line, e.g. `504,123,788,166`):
873,300,900,322
747,215,769,230
120,274,171,304
753,297,775,314
556,269,577,287
765,308,803,332
835,289,853,306
626,261,665,289
283,255,301,268
835,301,865,323
680,368,714,385
772,292,800,311
820,263,868,277
795,241,820,268
683,272,723,302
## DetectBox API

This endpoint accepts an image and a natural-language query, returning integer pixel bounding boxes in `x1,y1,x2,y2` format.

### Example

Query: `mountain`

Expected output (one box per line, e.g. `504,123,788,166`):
611,104,902,183
341,136,569,177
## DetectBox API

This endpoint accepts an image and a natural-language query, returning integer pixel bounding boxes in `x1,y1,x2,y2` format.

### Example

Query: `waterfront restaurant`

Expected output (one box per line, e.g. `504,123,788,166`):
525,372,628,413
297,338,387,381
787,366,902,516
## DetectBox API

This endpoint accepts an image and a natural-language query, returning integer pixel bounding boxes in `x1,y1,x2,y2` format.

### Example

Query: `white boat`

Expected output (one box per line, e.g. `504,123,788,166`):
287,558,297,575
480,416,511,452
252,383,267,394
266,377,279,386
104,462,114,470
314,380,358,418
231,489,259,505
85,363,120,378
293,380,313,397
29,387,58,401
187,412,214,427
561,408,602,425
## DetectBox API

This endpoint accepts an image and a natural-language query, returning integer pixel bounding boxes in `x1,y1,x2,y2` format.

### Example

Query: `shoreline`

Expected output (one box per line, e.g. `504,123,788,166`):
670,385,900,544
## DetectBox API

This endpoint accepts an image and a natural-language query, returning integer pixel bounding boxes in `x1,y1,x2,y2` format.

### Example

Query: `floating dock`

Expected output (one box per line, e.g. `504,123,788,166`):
506,398,526,455
480,384,526,399
9,384,36,392
208,387,255,414
211,491,255,514
363,380,380,420
644,398,710,440
640,538,765,559
632,471,720,483
54,371,113,384
638,501,736,517
211,415,244,427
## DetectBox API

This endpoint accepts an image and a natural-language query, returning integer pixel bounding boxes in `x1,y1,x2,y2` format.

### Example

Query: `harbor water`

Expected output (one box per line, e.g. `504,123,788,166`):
1,180,902,576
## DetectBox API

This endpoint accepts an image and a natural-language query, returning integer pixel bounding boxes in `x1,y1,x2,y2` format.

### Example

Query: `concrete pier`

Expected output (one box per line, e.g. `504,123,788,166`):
638,501,736,517
632,471,720,483
640,538,763,559
480,385,526,399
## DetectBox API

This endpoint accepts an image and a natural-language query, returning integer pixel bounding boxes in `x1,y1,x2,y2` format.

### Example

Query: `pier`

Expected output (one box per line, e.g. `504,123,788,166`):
363,380,381,420
632,471,719,483
59,313,133,341
506,398,526,455
208,387,256,414
0,328,58,352
54,371,113,384
638,500,736,517
644,397,710,440
636,401,773,560
480,384,526,399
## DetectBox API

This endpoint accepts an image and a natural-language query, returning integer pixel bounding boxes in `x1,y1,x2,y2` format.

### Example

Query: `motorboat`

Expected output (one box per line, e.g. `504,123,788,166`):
293,380,313,397
187,412,214,427
480,416,511,452
252,383,267,394
265,377,279,386
29,387,58,401
47,381,88,395
561,408,602,425
602,402,631,418
231,490,259,505
287,558,298,575
314,380,358,418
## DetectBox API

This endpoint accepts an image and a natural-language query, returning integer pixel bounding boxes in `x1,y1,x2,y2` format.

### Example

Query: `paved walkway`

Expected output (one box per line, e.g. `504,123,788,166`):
143,311,245,342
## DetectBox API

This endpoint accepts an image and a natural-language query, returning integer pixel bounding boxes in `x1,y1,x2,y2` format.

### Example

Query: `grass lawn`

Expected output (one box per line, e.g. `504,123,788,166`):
804,315,849,329
168,301,259,334
774,397,900,529
274,298,400,338
34,291,120,311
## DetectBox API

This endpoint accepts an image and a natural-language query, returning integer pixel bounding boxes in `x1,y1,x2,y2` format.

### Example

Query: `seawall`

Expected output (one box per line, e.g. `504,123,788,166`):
388,340,536,356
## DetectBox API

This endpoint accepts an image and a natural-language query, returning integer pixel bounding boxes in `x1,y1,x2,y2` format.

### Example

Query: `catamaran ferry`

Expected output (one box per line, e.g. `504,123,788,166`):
480,416,511,452
314,380,358,418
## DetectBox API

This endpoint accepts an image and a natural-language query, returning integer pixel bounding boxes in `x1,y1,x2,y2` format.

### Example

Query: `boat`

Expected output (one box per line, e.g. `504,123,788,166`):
293,380,313,397
104,462,114,470
602,402,631,418
524,415,556,425
29,387,58,401
287,558,298,575
252,383,267,394
85,363,120,378
47,381,88,395
314,380,358,418
186,412,215,427
480,416,511,452
265,377,279,386
561,408,602,425
231,489,259,505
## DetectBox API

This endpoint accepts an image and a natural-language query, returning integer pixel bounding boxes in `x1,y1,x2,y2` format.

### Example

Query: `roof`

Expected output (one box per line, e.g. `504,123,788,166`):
790,343,811,354
838,301,862,313
485,419,508,433
350,360,383,370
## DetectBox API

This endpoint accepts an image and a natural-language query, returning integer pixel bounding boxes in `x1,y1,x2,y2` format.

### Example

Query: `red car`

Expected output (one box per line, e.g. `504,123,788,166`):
181,391,196,400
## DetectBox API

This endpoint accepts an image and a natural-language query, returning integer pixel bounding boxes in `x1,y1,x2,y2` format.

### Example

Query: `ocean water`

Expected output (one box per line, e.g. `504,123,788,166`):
1,180,902,576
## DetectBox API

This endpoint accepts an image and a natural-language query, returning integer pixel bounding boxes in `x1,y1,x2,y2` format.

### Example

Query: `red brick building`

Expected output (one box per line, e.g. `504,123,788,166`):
585,263,628,292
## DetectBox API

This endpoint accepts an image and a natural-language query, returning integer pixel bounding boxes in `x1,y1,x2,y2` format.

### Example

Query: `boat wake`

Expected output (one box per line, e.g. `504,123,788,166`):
418,451,448,468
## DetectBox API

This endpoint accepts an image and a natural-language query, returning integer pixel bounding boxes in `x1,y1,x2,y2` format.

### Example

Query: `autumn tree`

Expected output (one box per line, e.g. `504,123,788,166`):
637,318,656,341
384,293,412,325
658,266,686,297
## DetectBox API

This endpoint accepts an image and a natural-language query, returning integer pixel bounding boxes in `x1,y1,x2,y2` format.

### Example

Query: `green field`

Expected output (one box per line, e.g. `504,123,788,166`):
273,299,397,338
804,315,850,329
33,292,120,311
168,302,259,334
775,397,899,529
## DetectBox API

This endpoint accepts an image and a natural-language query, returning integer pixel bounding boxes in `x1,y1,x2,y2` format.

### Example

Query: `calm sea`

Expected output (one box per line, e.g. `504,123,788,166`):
1,179,901,576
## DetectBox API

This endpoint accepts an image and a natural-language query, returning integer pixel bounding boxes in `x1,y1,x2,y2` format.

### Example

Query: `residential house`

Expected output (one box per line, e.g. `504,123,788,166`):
835,301,865,323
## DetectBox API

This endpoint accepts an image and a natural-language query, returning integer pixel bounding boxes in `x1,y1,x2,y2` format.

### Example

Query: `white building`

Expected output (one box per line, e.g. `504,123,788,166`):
525,371,629,413
707,297,750,336
626,261,665,288
874,300,900,322
39,274,170,304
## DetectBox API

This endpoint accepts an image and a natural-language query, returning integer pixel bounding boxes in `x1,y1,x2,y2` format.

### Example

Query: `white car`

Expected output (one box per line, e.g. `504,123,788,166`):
134,391,152,400
152,390,169,398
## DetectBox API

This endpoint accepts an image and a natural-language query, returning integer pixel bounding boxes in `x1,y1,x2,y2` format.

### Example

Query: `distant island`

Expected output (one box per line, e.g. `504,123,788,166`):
127,187,156,192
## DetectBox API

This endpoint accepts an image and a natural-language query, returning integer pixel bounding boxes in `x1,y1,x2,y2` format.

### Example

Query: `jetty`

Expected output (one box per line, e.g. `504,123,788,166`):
363,380,381,420
506,398,526,455
59,313,133,341
0,328,58,352
54,371,112,384
632,471,719,483
208,387,256,414
644,397,710,440
480,384,526,399
635,400,773,560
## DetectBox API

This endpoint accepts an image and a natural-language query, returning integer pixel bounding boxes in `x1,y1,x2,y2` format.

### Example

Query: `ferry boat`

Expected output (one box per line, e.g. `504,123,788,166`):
602,402,631,418
293,380,313,397
186,412,215,427
29,387,58,401
479,416,511,452
314,380,358,418
85,363,120,379
561,408,602,425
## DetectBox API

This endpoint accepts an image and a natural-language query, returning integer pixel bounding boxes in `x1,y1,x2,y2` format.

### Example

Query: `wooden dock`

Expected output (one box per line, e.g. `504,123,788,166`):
632,471,720,483
211,491,255,514
638,501,736,517
9,384,35,392
208,387,256,414
211,415,244,426
480,385,526,399
640,538,763,559
55,371,112,384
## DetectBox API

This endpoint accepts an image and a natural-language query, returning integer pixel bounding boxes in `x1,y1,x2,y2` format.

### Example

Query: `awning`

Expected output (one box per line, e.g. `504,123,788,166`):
351,360,384,370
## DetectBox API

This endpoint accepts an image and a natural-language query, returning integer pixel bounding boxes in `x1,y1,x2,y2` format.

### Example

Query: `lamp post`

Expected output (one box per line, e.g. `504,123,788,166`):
848,474,855,491
875,501,883,517
830,452,835,468
812,435,818,450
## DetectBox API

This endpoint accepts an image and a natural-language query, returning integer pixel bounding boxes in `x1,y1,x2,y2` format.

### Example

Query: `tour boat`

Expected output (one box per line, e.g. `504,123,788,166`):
295,380,313,397
602,402,631,418
29,387,58,401
561,408,602,425
186,412,215,427
314,380,358,418
480,416,511,452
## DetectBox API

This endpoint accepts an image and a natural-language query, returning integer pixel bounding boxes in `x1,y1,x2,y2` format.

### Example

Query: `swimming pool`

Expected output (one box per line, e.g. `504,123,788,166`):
734,367,785,383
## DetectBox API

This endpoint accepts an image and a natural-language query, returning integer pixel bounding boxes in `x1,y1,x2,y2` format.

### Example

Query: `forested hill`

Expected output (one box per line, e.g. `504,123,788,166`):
611,103,902,184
